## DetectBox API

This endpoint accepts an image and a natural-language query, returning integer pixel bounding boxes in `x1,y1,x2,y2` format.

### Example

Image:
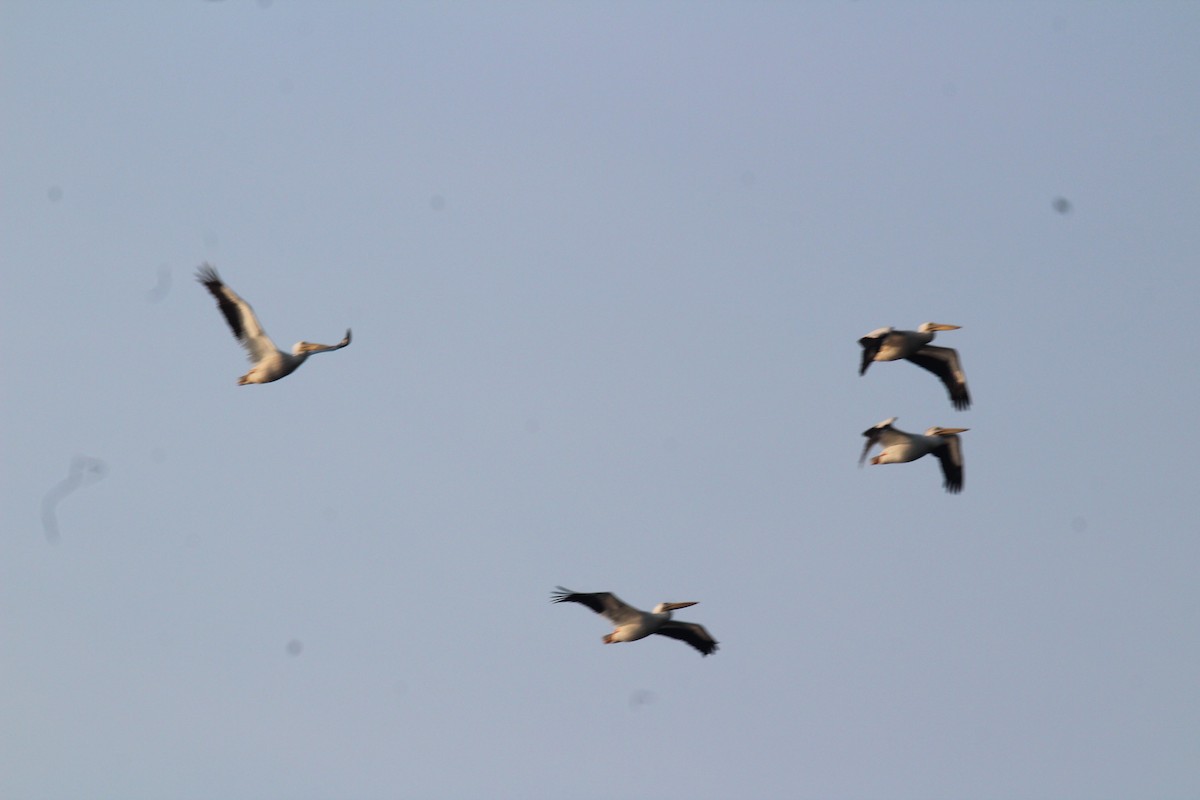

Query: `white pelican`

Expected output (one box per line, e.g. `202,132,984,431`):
551,587,719,656
196,264,351,385
858,323,970,410
860,417,967,493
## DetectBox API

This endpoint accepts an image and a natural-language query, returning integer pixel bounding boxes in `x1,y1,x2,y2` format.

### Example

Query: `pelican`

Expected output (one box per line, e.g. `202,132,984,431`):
860,417,967,493
196,264,351,385
858,323,970,410
551,587,719,656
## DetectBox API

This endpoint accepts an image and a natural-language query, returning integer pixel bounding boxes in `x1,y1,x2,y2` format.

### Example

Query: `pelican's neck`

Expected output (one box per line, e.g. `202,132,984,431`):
278,350,309,374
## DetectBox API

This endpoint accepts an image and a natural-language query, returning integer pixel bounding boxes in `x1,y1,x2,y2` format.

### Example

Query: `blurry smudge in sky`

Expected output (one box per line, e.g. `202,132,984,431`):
1053,196,1072,214
628,689,656,709
41,456,108,544
146,266,172,303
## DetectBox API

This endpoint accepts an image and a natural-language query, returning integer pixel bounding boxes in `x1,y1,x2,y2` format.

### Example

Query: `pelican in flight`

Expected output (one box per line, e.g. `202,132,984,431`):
860,417,967,493
858,323,970,409
196,264,351,385
551,587,719,656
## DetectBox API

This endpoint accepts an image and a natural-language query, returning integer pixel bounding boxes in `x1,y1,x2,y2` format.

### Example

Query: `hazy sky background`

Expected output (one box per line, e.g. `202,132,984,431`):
3,2,1199,798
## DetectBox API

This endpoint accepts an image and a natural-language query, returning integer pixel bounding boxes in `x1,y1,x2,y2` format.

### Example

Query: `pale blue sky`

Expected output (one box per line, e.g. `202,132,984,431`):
3,2,1199,798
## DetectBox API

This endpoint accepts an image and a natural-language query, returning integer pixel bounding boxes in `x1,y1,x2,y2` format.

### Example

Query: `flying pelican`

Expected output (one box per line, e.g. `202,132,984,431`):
551,587,719,656
860,417,967,493
858,323,970,410
196,264,351,385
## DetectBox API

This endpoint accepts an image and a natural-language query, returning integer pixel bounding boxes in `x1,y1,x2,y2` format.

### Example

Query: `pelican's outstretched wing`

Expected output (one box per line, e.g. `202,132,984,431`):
906,346,970,410
857,327,893,375
655,620,719,656
552,587,640,625
196,265,277,363
860,417,902,465
932,434,965,493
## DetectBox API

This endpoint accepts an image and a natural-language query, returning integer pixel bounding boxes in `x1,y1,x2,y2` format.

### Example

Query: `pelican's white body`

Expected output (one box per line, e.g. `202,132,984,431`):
605,603,690,644
864,325,940,362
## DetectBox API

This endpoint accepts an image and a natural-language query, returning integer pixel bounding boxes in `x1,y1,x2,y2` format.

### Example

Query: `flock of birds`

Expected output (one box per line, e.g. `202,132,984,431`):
197,265,972,658
858,322,971,494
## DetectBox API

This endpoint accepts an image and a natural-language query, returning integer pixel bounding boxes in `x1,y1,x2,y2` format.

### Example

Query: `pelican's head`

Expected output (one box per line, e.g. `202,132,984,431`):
926,426,969,437
653,601,698,616
293,341,316,356
918,322,961,333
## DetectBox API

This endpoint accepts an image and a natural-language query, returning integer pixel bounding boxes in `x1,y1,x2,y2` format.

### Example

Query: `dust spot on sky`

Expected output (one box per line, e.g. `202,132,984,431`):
41,456,108,544
47,186,63,203
146,266,172,303
286,639,304,656
629,688,656,709
1053,196,1072,215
